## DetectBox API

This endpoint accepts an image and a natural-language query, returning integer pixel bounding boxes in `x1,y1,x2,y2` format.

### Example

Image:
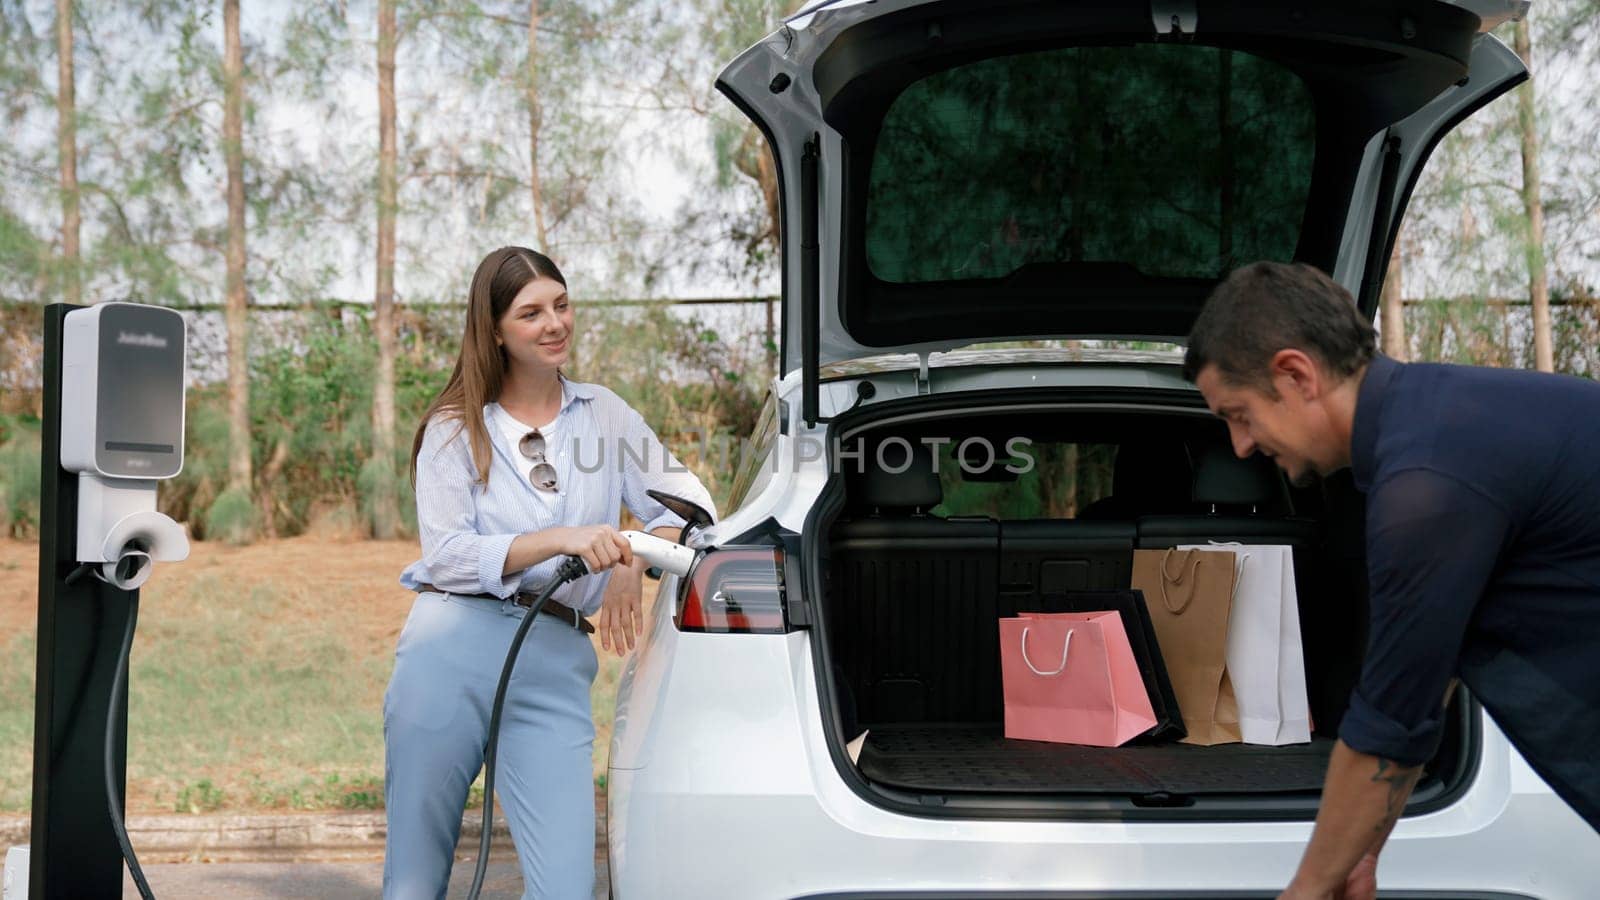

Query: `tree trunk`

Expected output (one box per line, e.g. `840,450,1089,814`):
223,0,252,499
729,120,781,256
1217,48,1233,268
56,0,80,305
528,0,548,252
525,0,569,377
1062,444,1080,519
1380,226,1408,361
1514,17,1553,373
765,295,776,379
372,0,400,538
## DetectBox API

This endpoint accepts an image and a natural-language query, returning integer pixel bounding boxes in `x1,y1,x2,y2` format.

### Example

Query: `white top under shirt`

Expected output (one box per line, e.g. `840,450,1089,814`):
398,377,717,616
492,402,561,508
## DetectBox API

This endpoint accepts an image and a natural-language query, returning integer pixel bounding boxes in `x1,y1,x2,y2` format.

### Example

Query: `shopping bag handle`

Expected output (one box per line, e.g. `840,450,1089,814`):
1199,541,1253,603
1020,626,1073,676
1158,547,1204,614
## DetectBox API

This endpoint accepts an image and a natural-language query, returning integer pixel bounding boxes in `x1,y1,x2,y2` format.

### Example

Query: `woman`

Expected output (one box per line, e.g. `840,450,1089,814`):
384,246,715,899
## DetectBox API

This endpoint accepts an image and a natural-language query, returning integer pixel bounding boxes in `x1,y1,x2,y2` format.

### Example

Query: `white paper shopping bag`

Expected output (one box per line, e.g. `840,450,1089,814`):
1179,543,1311,745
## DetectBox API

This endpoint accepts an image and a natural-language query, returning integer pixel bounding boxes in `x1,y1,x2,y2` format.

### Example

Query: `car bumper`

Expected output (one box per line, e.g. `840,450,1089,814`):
608,633,1600,899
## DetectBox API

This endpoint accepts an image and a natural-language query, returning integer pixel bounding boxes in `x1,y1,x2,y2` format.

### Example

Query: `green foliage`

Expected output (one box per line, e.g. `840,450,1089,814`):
237,771,387,811
0,415,40,538
248,320,375,532
331,773,385,810
160,392,231,531
0,207,48,302
395,327,456,457
0,633,34,811
175,778,226,814
583,305,768,511
253,772,385,811
930,441,1115,520
204,487,258,546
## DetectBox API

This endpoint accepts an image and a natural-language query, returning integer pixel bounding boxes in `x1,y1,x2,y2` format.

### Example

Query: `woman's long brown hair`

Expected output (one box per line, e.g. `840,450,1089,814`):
410,246,568,487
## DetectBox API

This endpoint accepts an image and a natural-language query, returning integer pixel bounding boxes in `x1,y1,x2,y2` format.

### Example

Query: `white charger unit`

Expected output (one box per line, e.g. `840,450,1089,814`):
2,845,27,900
60,302,190,589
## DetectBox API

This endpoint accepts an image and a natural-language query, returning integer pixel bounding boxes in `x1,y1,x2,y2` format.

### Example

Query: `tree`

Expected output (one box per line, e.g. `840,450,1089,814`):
1513,15,1553,373
371,0,400,539
1380,0,1597,373
55,0,79,305
1380,227,1408,361
222,0,253,530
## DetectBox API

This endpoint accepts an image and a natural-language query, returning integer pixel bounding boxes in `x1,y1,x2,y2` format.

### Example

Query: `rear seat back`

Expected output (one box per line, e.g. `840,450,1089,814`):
999,520,1135,602
1079,441,1195,520
830,445,1002,725
1135,445,1318,548
831,448,1144,726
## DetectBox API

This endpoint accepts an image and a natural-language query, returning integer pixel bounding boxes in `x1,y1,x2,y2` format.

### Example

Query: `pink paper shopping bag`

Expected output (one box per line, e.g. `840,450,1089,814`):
999,611,1159,747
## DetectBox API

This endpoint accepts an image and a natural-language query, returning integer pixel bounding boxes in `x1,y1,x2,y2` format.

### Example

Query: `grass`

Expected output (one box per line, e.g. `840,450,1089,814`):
66,574,388,814
0,537,641,815
0,634,34,811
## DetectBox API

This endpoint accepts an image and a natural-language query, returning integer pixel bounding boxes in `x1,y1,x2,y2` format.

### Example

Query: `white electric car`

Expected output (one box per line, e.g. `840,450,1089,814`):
607,1,1600,896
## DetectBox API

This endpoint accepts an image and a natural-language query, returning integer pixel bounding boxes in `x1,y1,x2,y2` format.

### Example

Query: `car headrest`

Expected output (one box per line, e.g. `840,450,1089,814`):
1191,445,1283,510
858,442,942,512
1112,441,1192,508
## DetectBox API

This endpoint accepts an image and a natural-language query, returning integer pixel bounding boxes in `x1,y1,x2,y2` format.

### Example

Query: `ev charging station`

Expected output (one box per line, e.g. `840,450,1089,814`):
11,302,189,899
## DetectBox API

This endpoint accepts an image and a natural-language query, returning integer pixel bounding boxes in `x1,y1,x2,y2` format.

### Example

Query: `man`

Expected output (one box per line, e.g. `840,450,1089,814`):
1184,261,1600,900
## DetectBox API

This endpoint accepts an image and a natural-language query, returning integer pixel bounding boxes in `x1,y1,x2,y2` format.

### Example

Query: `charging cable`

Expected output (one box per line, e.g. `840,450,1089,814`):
107,593,156,900
466,555,590,900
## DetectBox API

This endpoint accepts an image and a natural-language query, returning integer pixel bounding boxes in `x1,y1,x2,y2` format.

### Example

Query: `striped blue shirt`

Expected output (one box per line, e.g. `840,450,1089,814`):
400,377,716,616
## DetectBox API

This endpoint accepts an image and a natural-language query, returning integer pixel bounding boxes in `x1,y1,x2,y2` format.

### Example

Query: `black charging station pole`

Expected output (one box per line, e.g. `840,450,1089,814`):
30,301,134,898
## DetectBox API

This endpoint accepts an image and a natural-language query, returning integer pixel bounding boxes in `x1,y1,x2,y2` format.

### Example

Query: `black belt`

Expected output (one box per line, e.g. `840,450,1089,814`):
418,584,595,634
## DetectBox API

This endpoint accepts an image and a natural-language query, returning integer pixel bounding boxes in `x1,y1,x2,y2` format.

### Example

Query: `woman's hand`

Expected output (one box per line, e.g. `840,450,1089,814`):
598,562,646,656
557,524,633,574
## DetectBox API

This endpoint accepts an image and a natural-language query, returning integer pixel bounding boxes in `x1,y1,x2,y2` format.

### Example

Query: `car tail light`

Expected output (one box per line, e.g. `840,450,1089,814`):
676,547,788,634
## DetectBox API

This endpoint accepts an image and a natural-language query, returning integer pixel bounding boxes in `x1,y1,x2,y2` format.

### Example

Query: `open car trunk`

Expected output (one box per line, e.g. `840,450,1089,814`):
812,397,1477,817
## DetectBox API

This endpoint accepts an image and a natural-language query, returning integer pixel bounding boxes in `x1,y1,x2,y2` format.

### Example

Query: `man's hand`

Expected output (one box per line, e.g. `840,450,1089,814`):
597,560,645,657
1341,851,1380,900
1278,850,1378,900
1279,742,1417,900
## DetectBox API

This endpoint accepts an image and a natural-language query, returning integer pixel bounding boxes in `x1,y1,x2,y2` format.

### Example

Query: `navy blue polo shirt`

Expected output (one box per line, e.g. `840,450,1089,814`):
1342,354,1600,831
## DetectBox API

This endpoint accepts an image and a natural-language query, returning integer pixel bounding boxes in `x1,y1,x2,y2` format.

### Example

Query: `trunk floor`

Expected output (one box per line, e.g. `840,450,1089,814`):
857,724,1335,795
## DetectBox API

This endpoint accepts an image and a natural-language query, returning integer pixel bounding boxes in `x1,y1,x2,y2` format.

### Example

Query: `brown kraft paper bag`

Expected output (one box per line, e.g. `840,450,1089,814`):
1130,547,1241,745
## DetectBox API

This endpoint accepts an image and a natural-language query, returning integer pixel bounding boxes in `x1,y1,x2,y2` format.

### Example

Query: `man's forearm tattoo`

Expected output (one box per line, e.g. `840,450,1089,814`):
1370,757,1422,834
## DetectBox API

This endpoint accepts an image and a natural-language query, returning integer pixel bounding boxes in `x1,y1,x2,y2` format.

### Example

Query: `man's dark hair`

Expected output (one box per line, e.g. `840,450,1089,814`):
1182,261,1377,391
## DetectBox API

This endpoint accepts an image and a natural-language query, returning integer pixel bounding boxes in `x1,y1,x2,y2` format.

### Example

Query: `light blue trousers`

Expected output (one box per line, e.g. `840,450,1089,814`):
383,591,598,900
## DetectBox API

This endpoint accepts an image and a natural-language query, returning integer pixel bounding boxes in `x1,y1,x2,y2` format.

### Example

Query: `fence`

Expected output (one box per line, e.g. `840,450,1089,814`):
0,296,781,415
5,294,1597,415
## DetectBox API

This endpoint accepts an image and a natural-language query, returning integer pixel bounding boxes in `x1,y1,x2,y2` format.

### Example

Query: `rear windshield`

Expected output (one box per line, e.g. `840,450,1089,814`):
930,441,1118,520
866,44,1317,284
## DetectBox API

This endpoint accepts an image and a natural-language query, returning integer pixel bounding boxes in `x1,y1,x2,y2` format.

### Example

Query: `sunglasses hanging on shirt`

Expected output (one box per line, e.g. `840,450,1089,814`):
518,429,559,493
